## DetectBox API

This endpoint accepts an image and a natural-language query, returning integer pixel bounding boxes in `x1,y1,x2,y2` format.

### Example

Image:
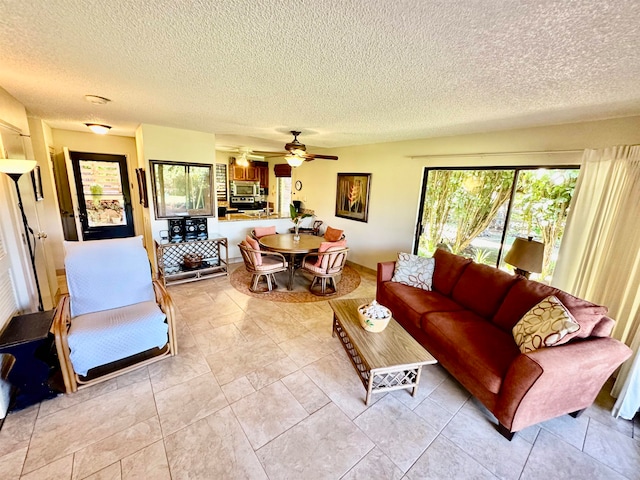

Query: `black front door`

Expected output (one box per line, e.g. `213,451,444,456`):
69,151,135,240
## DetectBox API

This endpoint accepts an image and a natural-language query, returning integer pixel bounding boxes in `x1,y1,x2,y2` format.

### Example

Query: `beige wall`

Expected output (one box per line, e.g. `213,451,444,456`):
0,88,55,313
136,124,216,268
28,117,64,299
294,116,640,270
51,129,143,257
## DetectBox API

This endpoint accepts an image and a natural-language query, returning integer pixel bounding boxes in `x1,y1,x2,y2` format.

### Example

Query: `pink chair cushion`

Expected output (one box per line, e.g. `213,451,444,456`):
253,226,276,238
314,240,347,268
255,256,287,272
245,235,262,266
324,226,344,242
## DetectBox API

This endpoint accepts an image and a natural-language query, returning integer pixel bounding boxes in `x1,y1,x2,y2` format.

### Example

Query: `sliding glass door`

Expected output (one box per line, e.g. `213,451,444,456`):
416,167,579,282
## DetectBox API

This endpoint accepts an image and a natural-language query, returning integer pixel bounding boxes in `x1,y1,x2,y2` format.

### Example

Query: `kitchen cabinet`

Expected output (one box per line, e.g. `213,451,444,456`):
245,166,259,181
230,160,268,188
258,165,269,189
231,163,246,181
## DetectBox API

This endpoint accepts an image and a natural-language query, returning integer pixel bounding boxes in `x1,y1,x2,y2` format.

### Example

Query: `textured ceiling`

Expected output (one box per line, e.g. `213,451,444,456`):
1,0,640,151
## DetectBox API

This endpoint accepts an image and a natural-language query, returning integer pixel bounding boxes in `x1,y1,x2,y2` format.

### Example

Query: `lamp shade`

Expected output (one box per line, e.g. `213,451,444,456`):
0,159,37,179
504,237,544,273
285,154,304,167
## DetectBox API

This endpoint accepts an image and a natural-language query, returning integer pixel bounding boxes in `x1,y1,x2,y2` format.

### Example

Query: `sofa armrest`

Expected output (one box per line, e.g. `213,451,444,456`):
377,261,396,283
495,337,632,432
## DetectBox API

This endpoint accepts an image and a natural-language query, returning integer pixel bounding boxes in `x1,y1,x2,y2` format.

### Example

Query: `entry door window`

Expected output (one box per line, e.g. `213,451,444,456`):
417,167,579,282
79,160,127,227
70,152,134,240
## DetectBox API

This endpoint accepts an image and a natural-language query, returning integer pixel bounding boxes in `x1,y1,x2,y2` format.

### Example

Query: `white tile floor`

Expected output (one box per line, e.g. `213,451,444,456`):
2,267,639,479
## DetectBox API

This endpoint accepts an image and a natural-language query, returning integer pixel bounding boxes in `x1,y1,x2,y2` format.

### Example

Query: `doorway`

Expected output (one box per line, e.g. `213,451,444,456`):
68,151,135,240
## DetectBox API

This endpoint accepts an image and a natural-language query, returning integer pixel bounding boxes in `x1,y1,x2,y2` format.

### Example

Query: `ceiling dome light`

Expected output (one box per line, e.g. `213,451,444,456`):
85,123,112,134
84,95,111,105
285,154,304,167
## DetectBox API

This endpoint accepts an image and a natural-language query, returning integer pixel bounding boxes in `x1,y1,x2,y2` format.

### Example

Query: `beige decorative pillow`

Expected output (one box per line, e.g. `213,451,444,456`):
512,295,580,353
391,252,435,291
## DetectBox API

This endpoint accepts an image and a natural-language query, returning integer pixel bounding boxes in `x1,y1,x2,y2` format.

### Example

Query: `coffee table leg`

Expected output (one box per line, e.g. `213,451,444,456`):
366,374,374,405
412,366,423,397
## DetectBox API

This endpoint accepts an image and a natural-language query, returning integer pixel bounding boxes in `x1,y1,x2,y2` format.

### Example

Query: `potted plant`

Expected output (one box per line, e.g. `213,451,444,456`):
290,203,311,241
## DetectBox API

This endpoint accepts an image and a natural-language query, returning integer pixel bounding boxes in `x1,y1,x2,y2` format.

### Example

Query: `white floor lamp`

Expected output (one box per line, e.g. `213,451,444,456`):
0,159,44,311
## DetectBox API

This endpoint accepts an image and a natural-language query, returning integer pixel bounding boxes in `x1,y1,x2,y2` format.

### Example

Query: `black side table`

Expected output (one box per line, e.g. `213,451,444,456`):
0,310,61,411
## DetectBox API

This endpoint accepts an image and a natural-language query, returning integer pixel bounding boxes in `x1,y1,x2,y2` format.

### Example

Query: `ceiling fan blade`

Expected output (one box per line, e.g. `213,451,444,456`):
304,153,339,160
253,150,288,157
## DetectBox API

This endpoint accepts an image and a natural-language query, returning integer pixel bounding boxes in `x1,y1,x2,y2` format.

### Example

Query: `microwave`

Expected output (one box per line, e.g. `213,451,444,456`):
231,181,260,196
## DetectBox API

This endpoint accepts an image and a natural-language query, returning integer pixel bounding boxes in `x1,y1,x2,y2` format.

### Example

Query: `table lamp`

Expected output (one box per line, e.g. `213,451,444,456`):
504,236,544,279
0,159,44,311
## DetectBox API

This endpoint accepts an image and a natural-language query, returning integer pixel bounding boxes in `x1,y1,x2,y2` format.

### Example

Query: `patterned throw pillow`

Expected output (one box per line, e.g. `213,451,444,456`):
391,252,435,291
512,295,580,353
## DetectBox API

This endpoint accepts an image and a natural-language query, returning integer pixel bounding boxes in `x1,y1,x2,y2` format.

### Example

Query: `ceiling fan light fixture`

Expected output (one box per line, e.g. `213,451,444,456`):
236,153,249,167
85,123,111,134
286,154,304,167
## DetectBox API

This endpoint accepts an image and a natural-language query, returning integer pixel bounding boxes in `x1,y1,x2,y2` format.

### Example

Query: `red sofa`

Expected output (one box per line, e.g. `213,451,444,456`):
376,249,632,439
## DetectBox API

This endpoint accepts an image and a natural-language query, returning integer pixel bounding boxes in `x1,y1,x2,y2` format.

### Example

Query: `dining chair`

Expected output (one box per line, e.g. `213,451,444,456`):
300,247,349,296
238,241,288,292
52,236,177,393
250,225,277,240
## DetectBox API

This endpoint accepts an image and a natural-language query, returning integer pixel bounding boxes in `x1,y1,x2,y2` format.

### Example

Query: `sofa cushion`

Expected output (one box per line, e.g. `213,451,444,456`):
377,281,465,330
512,295,580,353
432,249,472,296
492,278,609,340
391,252,435,291
451,262,520,319
422,310,521,394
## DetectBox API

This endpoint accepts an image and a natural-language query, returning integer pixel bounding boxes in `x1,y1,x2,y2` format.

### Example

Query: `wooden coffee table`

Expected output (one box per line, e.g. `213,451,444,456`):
329,298,437,405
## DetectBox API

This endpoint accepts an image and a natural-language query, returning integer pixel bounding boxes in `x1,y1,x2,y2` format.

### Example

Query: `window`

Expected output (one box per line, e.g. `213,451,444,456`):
149,160,214,219
417,167,579,282
276,177,292,216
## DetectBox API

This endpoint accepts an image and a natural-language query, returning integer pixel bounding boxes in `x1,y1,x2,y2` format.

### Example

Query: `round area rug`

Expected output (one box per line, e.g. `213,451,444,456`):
229,264,361,303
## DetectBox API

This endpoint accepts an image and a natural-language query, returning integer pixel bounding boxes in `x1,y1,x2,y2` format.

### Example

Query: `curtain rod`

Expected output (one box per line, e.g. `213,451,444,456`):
410,149,583,159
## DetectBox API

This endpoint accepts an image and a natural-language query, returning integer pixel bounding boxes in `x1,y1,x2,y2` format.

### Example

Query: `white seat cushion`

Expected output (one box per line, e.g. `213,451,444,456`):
68,300,168,376
64,236,155,318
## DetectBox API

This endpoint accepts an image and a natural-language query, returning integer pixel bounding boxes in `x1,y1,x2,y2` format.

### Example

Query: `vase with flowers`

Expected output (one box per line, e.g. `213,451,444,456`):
290,203,311,242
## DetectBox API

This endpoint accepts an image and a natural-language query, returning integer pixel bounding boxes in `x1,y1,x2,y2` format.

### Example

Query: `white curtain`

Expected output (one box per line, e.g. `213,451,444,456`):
553,145,640,420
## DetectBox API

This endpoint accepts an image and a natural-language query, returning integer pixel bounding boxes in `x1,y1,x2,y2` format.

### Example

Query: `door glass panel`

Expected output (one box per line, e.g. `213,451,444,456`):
418,169,514,265
418,167,579,283
79,160,127,227
500,168,579,282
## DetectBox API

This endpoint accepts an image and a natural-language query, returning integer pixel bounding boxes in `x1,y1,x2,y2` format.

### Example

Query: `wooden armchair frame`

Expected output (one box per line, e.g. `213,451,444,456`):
52,280,177,393
238,242,288,292
300,247,349,296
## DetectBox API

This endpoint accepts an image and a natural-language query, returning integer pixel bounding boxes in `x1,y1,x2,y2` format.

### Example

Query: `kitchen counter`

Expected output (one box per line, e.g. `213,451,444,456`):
219,213,287,222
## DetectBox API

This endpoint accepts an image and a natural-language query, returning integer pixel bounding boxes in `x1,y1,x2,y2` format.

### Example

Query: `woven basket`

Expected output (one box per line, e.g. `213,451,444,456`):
183,253,203,269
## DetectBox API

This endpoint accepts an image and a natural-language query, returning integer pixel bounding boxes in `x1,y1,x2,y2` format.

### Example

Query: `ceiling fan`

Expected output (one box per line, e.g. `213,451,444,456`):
223,146,265,167
283,131,338,166
255,131,338,166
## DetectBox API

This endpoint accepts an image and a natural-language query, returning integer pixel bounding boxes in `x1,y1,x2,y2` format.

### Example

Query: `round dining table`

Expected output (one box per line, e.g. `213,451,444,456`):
258,233,325,290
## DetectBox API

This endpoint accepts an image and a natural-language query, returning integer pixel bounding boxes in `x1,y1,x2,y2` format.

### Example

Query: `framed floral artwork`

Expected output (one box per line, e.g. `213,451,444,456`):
335,173,371,222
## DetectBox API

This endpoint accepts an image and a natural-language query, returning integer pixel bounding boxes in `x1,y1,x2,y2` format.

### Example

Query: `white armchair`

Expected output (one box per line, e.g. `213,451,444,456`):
53,236,176,393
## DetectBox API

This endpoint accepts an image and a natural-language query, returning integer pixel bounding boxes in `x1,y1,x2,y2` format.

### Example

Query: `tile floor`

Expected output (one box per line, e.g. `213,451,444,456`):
2,266,639,479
